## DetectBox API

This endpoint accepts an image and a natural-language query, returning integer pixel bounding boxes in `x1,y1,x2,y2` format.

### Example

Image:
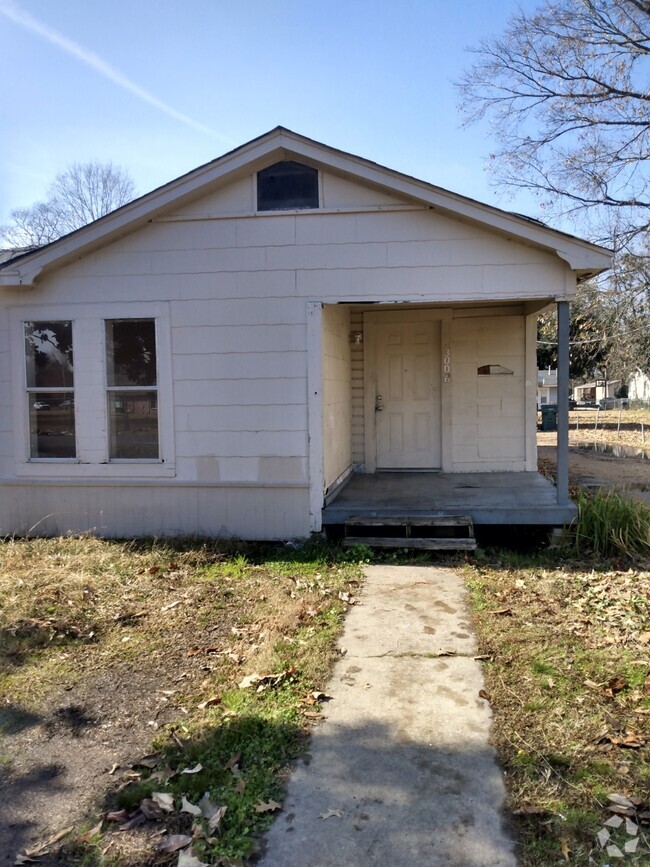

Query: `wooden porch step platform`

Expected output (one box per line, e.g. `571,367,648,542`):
343,514,476,551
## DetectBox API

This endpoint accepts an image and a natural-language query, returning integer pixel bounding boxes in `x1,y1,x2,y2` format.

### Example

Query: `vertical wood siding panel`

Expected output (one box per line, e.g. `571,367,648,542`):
350,310,365,465
322,306,351,488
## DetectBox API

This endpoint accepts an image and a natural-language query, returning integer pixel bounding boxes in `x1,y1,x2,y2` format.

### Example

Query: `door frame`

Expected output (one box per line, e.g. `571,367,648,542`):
363,308,453,473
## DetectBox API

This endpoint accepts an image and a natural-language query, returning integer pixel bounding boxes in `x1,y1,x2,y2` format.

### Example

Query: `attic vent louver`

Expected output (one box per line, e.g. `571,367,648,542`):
257,161,319,211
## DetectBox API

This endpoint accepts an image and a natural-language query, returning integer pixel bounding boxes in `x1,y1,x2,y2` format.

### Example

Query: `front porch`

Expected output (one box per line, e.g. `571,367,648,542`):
322,471,576,527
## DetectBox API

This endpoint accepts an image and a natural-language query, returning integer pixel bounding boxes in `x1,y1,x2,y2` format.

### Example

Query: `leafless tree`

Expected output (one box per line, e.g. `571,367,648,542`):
537,266,650,383
1,162,136,247
457,0,650,248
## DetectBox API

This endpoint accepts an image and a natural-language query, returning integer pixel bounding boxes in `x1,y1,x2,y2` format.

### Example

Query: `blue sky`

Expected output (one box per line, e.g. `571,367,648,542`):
0,0,540,228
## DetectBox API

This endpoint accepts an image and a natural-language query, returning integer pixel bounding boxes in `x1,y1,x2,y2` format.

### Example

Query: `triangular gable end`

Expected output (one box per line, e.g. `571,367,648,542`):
0,126,611,288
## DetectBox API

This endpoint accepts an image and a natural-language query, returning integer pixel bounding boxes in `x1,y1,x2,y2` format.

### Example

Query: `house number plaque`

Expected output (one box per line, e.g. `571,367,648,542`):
443,345,451,383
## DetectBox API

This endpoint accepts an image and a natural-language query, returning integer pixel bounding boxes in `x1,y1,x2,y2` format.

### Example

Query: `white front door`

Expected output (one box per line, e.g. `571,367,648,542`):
373,317,441,469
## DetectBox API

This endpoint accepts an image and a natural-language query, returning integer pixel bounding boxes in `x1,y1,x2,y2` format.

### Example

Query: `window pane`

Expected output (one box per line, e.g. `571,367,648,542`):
29,393,76,458
257,161,319,211
109,391,158,459
106,319,157,387
25,321,74,388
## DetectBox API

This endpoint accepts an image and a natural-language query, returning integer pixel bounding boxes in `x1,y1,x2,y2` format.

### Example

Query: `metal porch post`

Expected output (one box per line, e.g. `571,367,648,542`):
556,300,570,505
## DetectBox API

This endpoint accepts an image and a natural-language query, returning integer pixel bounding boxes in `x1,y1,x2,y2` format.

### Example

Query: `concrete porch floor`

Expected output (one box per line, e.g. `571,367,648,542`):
322,471,577,526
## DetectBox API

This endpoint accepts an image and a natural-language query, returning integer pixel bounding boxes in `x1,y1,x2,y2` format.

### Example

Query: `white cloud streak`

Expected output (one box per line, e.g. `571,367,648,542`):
0,1,228,141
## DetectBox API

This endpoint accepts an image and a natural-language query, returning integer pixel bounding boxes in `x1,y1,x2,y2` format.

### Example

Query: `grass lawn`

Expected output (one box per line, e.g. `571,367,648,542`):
538,407,650,450
2,492,649,866
465,518,650,865
0,536,367,866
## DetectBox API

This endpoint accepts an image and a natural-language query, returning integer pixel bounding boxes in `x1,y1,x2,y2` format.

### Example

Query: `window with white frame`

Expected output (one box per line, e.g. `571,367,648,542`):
24,320,76,459
13,303,173,476
105,318,159,460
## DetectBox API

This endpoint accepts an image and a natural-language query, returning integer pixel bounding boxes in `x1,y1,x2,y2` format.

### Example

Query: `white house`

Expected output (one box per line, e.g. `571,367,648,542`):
0,128,611,540
628,368,650,402
573,379,621,403
537,368,558,407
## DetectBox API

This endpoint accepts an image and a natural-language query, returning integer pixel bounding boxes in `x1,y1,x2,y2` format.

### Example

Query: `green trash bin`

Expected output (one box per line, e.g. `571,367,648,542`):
540,404,558,432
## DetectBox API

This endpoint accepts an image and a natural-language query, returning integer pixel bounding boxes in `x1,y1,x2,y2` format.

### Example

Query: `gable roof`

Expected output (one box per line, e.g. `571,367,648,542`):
0,126,611,289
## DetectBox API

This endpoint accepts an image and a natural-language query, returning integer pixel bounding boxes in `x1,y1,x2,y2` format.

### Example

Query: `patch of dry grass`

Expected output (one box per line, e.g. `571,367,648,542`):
0,536,365,865
466,552,650,865
1,536,226,698
538,408,650,450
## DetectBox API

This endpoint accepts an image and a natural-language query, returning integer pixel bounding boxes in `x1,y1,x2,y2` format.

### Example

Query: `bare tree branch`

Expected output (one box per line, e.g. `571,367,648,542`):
457,0,650,244
0,161,136,248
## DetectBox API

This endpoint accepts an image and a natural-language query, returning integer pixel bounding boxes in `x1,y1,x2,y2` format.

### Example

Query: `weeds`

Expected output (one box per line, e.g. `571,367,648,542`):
573,488,650,558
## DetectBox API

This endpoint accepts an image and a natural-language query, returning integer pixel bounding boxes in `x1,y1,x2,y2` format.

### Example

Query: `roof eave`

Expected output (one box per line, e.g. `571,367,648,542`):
0,126,613,288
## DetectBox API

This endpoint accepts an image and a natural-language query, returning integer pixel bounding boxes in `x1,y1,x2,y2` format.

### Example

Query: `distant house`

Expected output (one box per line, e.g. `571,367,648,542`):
573,379,621,404
537,368,558,407
628,368,650,402
0,128,611,539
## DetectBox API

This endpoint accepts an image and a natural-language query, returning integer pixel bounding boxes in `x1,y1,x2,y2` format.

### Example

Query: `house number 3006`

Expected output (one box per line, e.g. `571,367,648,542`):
443,346,451,383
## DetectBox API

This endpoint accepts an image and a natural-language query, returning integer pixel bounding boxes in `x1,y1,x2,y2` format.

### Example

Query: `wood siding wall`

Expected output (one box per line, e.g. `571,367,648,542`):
322,305,351,489
0,169,570,538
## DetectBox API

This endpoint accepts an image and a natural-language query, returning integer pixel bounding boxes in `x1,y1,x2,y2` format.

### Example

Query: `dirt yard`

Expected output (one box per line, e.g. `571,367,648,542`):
538,408,650,494
0,540,363,866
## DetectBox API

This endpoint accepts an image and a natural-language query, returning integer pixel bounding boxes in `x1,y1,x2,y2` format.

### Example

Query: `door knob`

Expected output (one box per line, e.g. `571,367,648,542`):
375,395,383,412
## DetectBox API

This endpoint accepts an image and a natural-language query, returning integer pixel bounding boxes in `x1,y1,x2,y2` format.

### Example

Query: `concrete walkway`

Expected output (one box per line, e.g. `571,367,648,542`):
259,564,517,867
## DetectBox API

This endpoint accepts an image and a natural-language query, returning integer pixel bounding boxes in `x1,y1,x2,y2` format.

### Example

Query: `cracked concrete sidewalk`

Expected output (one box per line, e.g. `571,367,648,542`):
258,564,517,867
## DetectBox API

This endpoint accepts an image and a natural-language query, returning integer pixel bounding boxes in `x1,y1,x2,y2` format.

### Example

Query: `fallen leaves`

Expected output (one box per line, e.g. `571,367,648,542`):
594,730,646,749
198,793,227,833
181,796,203,817
238,667,297,692
468,558,650,861
224,752,241,771
197,696,221,710
338,591,359,605
140,798,169,820
156,834,193,852
101,785,231,863
2,540,365,867
559,837,571,861
206,805,227,834
133,752,160,769
254,800,282,813
319,809,344,820
152,791,175,812
584,675,630,698
594,793,650,859
178,853,209,867
14,828,74,864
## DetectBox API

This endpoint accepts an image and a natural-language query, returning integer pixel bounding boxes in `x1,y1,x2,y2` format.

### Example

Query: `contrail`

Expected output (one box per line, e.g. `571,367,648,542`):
0,0,228,141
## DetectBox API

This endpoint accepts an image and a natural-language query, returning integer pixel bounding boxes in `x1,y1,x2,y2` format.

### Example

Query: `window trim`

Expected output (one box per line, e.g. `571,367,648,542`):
105,318,160,462
24,318,77,461
10,302,175,478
